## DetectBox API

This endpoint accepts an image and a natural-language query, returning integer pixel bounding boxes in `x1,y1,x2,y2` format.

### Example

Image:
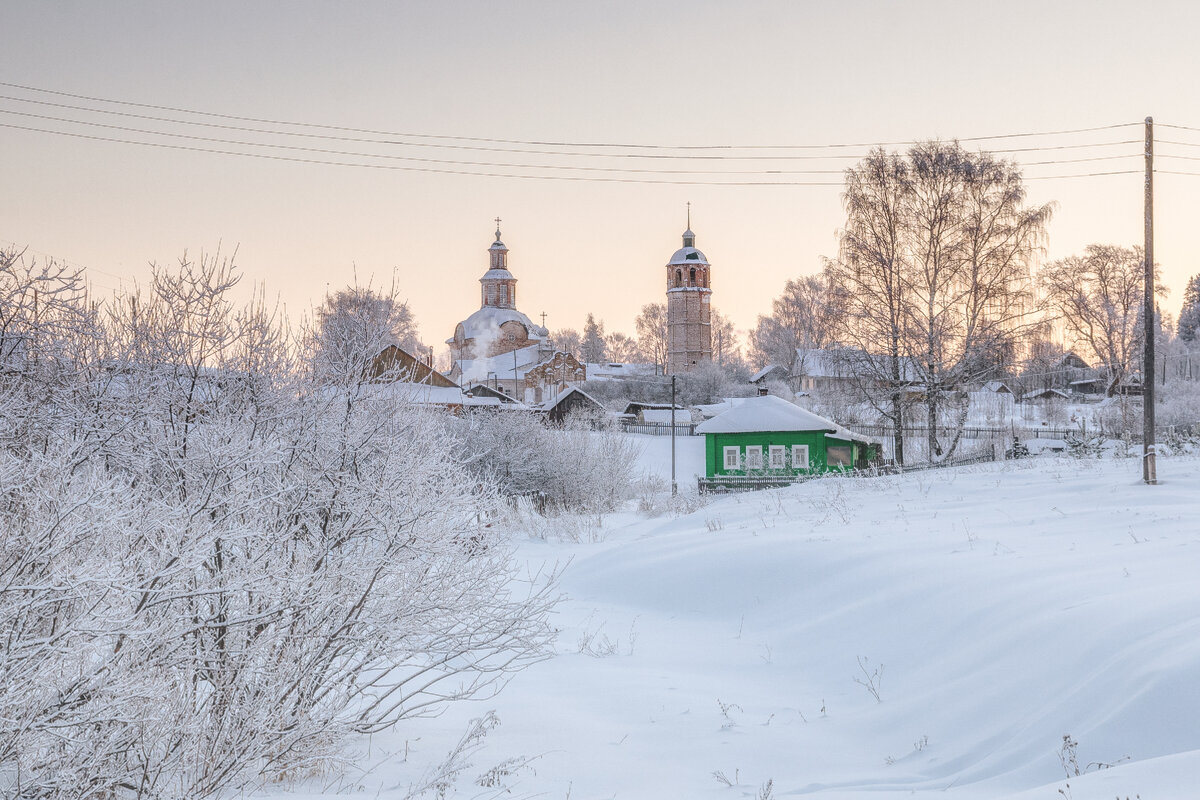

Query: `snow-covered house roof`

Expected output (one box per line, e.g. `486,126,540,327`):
585,362,658,381
793,347,922,382
623,401,686,415
828,424,883,447
982,380,1013,394
749,364,789,383
695,395,839,434
641,408,690,424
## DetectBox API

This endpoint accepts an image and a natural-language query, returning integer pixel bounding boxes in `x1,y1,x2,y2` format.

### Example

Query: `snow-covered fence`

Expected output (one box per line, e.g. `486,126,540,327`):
619,420,698,436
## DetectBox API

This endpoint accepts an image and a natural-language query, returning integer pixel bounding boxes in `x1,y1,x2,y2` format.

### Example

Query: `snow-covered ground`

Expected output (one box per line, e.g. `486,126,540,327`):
267,440,1200,800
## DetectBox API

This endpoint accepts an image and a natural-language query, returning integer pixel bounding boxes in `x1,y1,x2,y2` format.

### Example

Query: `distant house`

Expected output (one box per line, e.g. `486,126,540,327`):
623,401,690,423
1021,387,1070,403
540,386,607,426
371,345,457,387
981,380,1014,395
790,347,920,397
464,384,523,404
585,362,659,382
749,364,790,385
695,395,879,480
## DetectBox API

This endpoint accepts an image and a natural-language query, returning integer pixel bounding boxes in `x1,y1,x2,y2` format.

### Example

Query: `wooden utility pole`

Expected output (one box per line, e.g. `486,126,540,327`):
670,375,678,496
1143,116,1158,485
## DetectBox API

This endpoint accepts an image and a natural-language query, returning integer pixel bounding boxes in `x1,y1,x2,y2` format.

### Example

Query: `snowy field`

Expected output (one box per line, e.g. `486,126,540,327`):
268,440,1200,800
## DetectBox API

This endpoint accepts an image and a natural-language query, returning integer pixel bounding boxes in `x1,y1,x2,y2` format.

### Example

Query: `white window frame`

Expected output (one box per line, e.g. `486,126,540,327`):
791,444,810,470
723,446,740,470
745,445,763,470
768,445,786,469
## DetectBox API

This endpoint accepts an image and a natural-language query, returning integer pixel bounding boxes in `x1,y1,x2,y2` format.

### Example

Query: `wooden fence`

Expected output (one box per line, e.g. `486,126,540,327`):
619,421,697,436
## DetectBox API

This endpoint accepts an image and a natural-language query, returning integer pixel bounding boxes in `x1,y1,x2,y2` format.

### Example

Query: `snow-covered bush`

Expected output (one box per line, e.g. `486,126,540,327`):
0,249,555,798
457,410,640,514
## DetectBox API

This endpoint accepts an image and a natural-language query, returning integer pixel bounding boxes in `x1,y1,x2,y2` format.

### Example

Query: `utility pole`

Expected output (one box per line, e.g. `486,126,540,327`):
1143,116,1158,485
670,374,677,497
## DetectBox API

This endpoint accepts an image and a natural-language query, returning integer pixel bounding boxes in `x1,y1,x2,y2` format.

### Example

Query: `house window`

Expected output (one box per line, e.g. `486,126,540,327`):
791,444,810,470
768,445,786,469
723,446,740,470
827,445,852,468
745,446,763,470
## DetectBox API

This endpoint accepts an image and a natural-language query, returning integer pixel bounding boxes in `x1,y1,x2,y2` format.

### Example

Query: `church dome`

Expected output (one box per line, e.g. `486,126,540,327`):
668,246,709,265
456,306,548,342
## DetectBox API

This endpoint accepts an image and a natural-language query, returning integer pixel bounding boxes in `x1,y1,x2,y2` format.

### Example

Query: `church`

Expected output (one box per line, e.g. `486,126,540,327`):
446,215,715,401
446,222,585,404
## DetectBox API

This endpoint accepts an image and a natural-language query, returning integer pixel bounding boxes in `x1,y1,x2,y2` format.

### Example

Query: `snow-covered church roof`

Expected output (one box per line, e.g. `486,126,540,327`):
668,245,709,266
452,306,549,342
695,395,839,434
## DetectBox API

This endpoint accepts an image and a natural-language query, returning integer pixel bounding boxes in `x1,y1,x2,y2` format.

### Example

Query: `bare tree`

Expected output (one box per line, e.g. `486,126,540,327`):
635,302,668,374
749,275,841,370
824,149,916,465
1041,244,1163,395
825,142,1050,463
710,306,741,368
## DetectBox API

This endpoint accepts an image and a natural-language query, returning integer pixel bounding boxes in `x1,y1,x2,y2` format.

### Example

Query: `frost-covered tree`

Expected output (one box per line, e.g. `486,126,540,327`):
635,302,668,374
1041,244,1164,395
312,281,422,383
0,249,555,798
1178,273,1200,343
605,331,644,363
548,327,581,358
581,313,607,363
749,275,842,370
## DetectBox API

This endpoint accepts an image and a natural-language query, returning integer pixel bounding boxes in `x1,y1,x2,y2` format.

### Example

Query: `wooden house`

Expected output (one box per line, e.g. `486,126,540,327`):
540,386,607,426
695,395,879,480
370,345,458,387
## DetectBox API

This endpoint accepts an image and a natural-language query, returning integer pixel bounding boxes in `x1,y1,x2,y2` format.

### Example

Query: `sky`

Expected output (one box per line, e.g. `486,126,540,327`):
4,1,1200,362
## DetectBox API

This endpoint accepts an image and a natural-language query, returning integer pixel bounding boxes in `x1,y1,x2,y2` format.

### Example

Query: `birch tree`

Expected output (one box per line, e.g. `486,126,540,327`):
825,142,1050,463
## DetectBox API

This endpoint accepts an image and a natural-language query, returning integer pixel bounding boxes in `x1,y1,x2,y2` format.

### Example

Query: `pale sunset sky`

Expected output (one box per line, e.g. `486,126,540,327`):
4,1,1199,361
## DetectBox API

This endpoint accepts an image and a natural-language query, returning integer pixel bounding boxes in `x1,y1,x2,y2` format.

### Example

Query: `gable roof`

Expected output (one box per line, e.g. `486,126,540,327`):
542,385,605,412
749,364,788,383
695,395,839,434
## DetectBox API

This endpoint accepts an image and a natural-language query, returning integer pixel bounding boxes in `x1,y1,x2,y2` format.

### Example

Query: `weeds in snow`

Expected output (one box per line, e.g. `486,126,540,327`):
717,699,744,730
712,768,738,787
853,655,884,703
1057,734,1130,778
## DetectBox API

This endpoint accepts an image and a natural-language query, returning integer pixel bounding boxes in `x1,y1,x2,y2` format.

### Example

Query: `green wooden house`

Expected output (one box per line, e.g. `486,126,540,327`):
695,395,879,482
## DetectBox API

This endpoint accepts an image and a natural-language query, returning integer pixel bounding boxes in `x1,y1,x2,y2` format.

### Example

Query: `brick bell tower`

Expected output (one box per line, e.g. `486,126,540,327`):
665,206,713,374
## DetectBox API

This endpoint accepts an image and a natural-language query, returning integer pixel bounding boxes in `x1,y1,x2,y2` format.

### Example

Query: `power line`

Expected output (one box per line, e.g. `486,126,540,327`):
0,96,1142,161
0,80,1142,152
0,122,846,185
0,108,1145,176
1,121,1147,184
